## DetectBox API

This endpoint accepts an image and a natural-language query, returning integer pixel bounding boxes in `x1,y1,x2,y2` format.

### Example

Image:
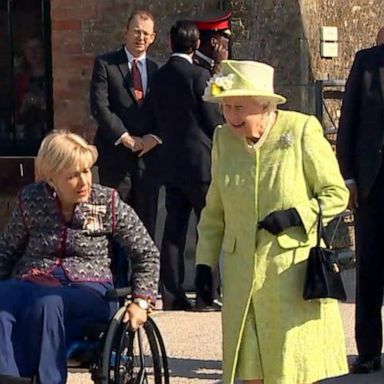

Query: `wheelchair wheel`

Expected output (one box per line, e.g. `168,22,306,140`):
98,307,169,384
145,317,169,384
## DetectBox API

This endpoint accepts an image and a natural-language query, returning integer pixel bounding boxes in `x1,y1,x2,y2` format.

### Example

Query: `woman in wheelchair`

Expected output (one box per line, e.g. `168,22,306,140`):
0,130,160,384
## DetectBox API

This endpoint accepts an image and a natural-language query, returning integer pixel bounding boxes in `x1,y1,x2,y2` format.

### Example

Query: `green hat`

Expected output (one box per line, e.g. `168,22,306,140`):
203,60,286,104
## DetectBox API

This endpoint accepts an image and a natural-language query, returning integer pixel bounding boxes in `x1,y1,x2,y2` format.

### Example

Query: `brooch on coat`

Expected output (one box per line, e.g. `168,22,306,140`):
278,132,293,148
81,204,107,231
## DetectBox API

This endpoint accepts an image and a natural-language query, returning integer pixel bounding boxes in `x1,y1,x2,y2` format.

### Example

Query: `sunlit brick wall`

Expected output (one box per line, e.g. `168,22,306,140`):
50,0,384,135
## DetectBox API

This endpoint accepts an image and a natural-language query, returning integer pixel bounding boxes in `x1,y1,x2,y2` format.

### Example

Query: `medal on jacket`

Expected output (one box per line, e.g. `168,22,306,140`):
82,204,107,231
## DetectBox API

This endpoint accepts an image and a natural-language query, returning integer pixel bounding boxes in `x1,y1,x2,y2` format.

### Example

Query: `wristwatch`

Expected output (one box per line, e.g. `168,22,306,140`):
133,298,151,311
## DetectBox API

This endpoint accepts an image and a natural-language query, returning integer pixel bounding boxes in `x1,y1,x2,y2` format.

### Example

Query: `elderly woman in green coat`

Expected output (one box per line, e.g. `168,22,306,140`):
195,60,349,384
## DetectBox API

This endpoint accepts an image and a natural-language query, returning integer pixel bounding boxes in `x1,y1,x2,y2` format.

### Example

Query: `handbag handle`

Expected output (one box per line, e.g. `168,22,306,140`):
316,200,331,248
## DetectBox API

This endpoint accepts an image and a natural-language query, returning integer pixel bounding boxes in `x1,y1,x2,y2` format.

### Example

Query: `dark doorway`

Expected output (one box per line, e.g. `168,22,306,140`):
0,0,53,156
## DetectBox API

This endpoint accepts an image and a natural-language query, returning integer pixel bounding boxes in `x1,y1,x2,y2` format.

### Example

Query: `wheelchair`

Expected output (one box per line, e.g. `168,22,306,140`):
66,287,170,384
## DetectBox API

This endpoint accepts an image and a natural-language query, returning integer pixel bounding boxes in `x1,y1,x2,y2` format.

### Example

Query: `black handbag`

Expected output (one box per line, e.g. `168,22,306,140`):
303,202,347,301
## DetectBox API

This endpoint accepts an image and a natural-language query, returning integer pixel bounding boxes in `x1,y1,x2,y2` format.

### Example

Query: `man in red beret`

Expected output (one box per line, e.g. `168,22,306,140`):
189,11,232,312
193,10,232,75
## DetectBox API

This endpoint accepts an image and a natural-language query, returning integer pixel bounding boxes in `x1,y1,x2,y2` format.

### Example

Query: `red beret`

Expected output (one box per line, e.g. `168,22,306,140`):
193,10,232,37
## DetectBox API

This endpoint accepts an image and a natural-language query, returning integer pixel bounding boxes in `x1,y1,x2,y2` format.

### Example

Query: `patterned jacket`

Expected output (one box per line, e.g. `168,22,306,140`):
0,182,160,304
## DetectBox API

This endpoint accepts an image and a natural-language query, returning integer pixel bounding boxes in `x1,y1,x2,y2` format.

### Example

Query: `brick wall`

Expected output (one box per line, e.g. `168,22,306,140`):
229,0,384,112
50,0,384,137
50,0,98,141
50,0,220,141
228,0,312,111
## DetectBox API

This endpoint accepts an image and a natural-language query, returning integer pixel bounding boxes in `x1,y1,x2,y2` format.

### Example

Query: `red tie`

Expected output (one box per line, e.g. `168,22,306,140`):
131,60,144,105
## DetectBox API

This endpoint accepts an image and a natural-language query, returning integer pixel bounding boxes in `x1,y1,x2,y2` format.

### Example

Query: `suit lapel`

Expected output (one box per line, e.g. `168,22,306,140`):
146,58,157,96
116,48,136,101
146,59,157,80
116,48,158,102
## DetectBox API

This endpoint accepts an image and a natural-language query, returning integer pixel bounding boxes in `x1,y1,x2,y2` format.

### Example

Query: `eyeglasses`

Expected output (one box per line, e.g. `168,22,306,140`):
132,29,154,39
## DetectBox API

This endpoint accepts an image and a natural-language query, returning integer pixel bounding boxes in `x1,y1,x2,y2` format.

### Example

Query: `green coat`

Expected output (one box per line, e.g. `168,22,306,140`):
196,110,349,384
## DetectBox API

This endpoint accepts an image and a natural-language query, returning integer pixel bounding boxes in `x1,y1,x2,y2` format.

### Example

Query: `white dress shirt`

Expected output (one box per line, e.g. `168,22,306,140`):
125,46,148,96
115,46,161,146
170,52,194,64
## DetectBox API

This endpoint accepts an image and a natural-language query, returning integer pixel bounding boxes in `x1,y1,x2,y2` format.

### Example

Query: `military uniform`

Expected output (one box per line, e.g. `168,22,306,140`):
191,11,232,309
193,11,232,75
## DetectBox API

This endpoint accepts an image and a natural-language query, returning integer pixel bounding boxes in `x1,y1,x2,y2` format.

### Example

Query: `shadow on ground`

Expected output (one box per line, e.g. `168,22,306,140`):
322,354,384,383
167,354,384,383
167,357,221,381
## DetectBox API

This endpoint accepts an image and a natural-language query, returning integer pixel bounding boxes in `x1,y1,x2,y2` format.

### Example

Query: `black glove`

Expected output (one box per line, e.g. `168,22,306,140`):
257,208,302,235
195,264,213,305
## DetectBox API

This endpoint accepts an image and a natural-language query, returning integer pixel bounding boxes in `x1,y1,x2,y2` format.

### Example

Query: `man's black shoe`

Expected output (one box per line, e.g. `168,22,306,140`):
350,355,381,374
162,298,192,311
193,303,221,312
193,298,222,312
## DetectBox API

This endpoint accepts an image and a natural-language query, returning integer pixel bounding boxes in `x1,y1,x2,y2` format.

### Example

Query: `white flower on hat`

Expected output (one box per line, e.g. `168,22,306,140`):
204,73,235,97
215,73,235,89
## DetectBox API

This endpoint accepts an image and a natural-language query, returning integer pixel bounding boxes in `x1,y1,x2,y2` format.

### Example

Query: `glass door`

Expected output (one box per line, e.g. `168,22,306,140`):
0,0,52,156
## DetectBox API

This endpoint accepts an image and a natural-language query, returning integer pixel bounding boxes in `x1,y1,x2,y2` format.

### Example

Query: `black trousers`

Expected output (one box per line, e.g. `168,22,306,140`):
98,165,159,240
99,164,160,289
355,169,384,359
160,183,220,309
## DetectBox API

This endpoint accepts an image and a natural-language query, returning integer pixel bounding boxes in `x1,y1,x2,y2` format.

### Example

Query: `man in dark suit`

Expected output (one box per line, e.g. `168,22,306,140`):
191,12,232,310
336,31,384,374
150,20,222,310
193,11,231,75
90,10,160,239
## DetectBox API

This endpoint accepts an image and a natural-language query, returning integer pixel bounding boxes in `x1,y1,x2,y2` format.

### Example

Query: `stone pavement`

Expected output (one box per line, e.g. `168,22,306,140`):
137,302,384,384
68,269,384,384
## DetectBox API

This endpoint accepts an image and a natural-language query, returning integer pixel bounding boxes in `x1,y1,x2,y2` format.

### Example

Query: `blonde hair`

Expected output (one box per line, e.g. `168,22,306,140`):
36,130,98,181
